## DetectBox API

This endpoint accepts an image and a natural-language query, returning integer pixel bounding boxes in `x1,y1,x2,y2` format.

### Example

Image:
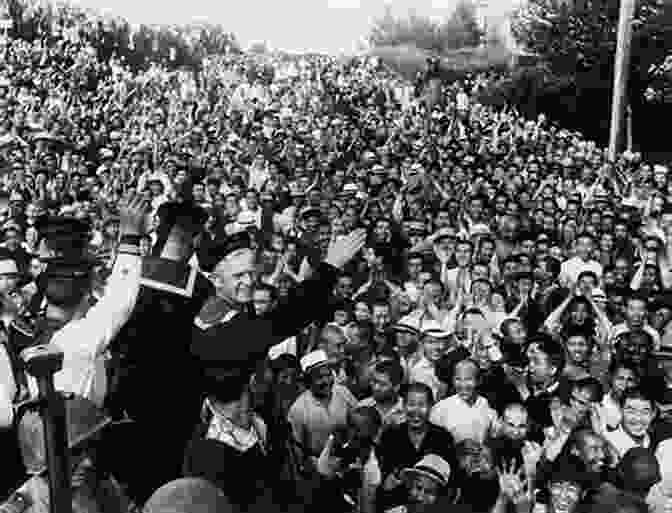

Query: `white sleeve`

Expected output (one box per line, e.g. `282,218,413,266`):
0,344,16,428
52,253,142,358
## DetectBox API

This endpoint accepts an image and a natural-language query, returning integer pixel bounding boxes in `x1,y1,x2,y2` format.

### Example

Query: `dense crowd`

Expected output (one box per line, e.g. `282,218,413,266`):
0,4,671,513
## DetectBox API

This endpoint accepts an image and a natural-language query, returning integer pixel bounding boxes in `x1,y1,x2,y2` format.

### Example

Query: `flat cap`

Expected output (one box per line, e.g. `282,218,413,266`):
198,231,253,272
42,257,98,279
35,216,91,258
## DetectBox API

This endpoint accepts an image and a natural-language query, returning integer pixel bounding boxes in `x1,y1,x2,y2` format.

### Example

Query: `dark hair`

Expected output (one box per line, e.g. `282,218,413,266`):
373,359,404,387
570,376,604,403
626,293,649,308
620,388,655,410
461,307,486,320
577,270,599,283
404,382,434,405
608,360,640,382
529,334,566,375
564,327,595,348
348,405,382,433
540,256,561,278
621,330,654,352
352,319,374,346
546,461,590,489
592,492,648,513
453,357,481,381
576,232,595,243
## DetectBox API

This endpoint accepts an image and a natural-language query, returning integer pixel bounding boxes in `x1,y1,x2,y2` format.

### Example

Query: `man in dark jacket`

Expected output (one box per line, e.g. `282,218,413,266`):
185,228,366,509
107,201,213,505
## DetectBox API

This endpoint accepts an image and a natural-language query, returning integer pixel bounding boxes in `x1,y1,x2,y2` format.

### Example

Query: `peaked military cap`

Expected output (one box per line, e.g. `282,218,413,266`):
198,231,252,272
42,256,98,280
35,216,91,258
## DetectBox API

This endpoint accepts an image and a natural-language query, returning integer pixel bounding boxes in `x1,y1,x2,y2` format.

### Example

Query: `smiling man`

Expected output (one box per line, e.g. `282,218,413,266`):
186,228,366,509
605,389,656,459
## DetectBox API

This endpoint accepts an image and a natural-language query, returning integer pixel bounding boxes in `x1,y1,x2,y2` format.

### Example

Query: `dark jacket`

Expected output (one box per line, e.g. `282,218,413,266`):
106,259,213,504
191,262,340,403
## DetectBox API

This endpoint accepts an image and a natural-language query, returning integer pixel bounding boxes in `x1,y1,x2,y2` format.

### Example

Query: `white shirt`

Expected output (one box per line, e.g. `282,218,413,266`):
430,394,496,444
559,256,603,288
268,337,297,360
599,393,622,430
648,438,672,513
408,357,442,402
441,266,472,296
28,253,142,408
0,344,16,427
604,425,651,459
456,91,469,111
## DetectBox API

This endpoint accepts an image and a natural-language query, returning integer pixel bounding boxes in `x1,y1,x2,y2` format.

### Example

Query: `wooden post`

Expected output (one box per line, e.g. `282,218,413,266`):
608,0,636,161
626,103,633,151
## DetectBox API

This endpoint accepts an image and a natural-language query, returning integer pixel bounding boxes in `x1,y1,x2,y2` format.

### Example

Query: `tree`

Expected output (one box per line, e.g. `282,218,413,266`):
368,3,483,54
506,0,672,148
511,0,672,99
441,0,484,49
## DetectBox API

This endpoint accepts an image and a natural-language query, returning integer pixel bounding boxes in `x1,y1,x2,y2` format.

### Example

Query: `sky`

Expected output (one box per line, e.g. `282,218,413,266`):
71,0,519,54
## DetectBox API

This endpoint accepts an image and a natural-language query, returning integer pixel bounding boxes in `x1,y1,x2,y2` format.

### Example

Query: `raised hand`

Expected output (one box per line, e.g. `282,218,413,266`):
521,441,543,479
119,193,150,236
316,434,343,479
590,404,605,436
324,229,367,270
497,459,533,511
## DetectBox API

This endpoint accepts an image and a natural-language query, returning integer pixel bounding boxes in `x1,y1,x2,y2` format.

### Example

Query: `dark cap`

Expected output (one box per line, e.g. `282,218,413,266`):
546,462,590,489
198,231,253,272
35,216,91,258
42,256,98,279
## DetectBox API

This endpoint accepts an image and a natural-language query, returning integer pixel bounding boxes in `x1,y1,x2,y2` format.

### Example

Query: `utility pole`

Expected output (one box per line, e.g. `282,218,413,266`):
608,0,636,161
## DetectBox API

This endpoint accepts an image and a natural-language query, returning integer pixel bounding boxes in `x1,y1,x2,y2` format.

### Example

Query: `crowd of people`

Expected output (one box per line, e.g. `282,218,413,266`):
0,3,671,513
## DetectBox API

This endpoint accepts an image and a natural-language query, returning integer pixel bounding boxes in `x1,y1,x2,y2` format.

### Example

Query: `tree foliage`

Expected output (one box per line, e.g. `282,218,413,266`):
368,1,484,54
485,0,672,151
511,0,672,102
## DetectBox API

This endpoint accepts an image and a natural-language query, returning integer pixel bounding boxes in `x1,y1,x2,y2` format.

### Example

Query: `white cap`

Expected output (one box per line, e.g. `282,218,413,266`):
300,350,329,374
420,320,451,340
236,211,257,227
0,258,19,276
401,454,451,487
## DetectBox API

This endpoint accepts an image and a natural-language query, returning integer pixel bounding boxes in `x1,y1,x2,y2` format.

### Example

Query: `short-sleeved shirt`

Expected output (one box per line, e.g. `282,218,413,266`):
429,394,496,444
409,358,442,401
288,384,357,456
358,396,406,431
